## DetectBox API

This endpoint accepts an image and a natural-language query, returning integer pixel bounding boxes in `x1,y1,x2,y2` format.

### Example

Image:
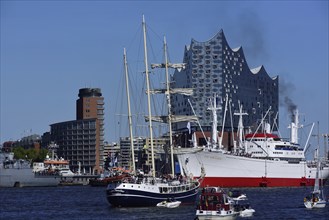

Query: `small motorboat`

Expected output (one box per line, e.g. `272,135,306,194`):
233,194,247,201
156,198,181,208
239,205,256,217
196,187,239,220
228,190,255,218
228,190,248,201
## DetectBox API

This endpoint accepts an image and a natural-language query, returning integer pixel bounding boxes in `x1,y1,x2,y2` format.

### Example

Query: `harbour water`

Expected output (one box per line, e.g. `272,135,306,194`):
1,185,328,219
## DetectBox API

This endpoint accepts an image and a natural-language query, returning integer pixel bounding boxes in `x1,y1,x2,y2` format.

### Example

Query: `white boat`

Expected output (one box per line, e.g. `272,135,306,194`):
33,156,75,177
228,190,247,201
233,194,247,201
0,151,60,187
176,98,329,187
33,155,75,177
196,187,239,220
156,199,181,208
227,190,255,217
106,16,204,207
304,149,327,209
304,196,326,209
33,143,75,177
239,207,255,217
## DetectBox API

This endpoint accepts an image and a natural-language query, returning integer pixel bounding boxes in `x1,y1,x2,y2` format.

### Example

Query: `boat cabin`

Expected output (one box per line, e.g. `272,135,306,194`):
197,187,231,211
244,133,305,161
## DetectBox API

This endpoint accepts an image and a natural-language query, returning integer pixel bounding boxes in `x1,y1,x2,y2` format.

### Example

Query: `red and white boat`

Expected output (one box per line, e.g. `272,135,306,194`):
196,187,239,220
33,145,75,177
177,96,329,187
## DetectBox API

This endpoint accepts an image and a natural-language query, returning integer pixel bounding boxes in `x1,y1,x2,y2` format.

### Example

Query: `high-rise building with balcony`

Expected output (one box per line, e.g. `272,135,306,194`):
50,88,104,174
76,88,105,170
171,30,278,147
50,119,99,174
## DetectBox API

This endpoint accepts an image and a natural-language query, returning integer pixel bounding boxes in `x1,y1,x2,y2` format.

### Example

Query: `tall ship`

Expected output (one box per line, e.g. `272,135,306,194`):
0,151,60,187
106,16,204,207
176,95,329,187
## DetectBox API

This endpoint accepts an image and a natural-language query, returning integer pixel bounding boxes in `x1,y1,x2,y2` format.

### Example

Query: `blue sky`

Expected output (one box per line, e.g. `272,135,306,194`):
1,1,328,155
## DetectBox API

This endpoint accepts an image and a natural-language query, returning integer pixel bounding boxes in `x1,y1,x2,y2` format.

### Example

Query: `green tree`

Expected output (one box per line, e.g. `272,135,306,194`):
35,148,49,162
12,147,49,163
12,146,26,159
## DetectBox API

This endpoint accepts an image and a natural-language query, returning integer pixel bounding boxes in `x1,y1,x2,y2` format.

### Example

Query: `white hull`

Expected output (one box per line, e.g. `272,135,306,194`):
177,151,329,187
304,200,326,209
196,210,238,220
239,208,255,217
157,200,181,208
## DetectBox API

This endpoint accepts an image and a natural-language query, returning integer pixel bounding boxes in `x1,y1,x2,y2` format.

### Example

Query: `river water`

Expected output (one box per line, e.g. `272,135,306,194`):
1,185,328,219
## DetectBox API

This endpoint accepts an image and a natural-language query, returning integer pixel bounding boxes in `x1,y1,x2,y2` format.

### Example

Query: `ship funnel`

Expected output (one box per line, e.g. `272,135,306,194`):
290,109,299,144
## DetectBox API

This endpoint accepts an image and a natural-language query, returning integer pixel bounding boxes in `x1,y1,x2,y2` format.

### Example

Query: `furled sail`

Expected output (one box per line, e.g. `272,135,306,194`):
145,115,198,123
149,88,193,96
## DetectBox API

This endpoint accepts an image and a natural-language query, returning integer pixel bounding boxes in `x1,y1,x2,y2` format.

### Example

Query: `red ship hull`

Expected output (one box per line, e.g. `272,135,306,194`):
200,176,324,188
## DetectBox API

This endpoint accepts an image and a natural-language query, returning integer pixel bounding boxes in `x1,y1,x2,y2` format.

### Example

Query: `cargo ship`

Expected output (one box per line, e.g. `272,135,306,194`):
176,96,329,187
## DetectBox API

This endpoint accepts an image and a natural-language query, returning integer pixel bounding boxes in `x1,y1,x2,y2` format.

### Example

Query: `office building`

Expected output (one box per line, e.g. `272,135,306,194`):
118,136,167,173
119,137,146,170
50,119,100,174
50,88,104,174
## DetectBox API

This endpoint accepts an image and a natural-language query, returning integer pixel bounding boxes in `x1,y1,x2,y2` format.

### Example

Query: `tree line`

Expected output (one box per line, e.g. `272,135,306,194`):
12,147,49,162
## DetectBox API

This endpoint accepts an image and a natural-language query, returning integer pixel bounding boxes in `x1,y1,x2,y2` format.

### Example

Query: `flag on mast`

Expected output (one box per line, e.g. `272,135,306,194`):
187,122,191,134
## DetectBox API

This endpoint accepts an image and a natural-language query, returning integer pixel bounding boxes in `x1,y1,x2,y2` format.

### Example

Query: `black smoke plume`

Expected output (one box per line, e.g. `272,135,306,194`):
235,10,268,61
280,78,297,121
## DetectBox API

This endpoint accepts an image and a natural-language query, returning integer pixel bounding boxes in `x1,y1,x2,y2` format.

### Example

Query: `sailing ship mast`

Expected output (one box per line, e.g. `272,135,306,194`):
151,37,197,177
314,149,320,193
142,15,156,178
163,37,175,177
123,48,135,173
141,16,198,177
151,37,185,177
